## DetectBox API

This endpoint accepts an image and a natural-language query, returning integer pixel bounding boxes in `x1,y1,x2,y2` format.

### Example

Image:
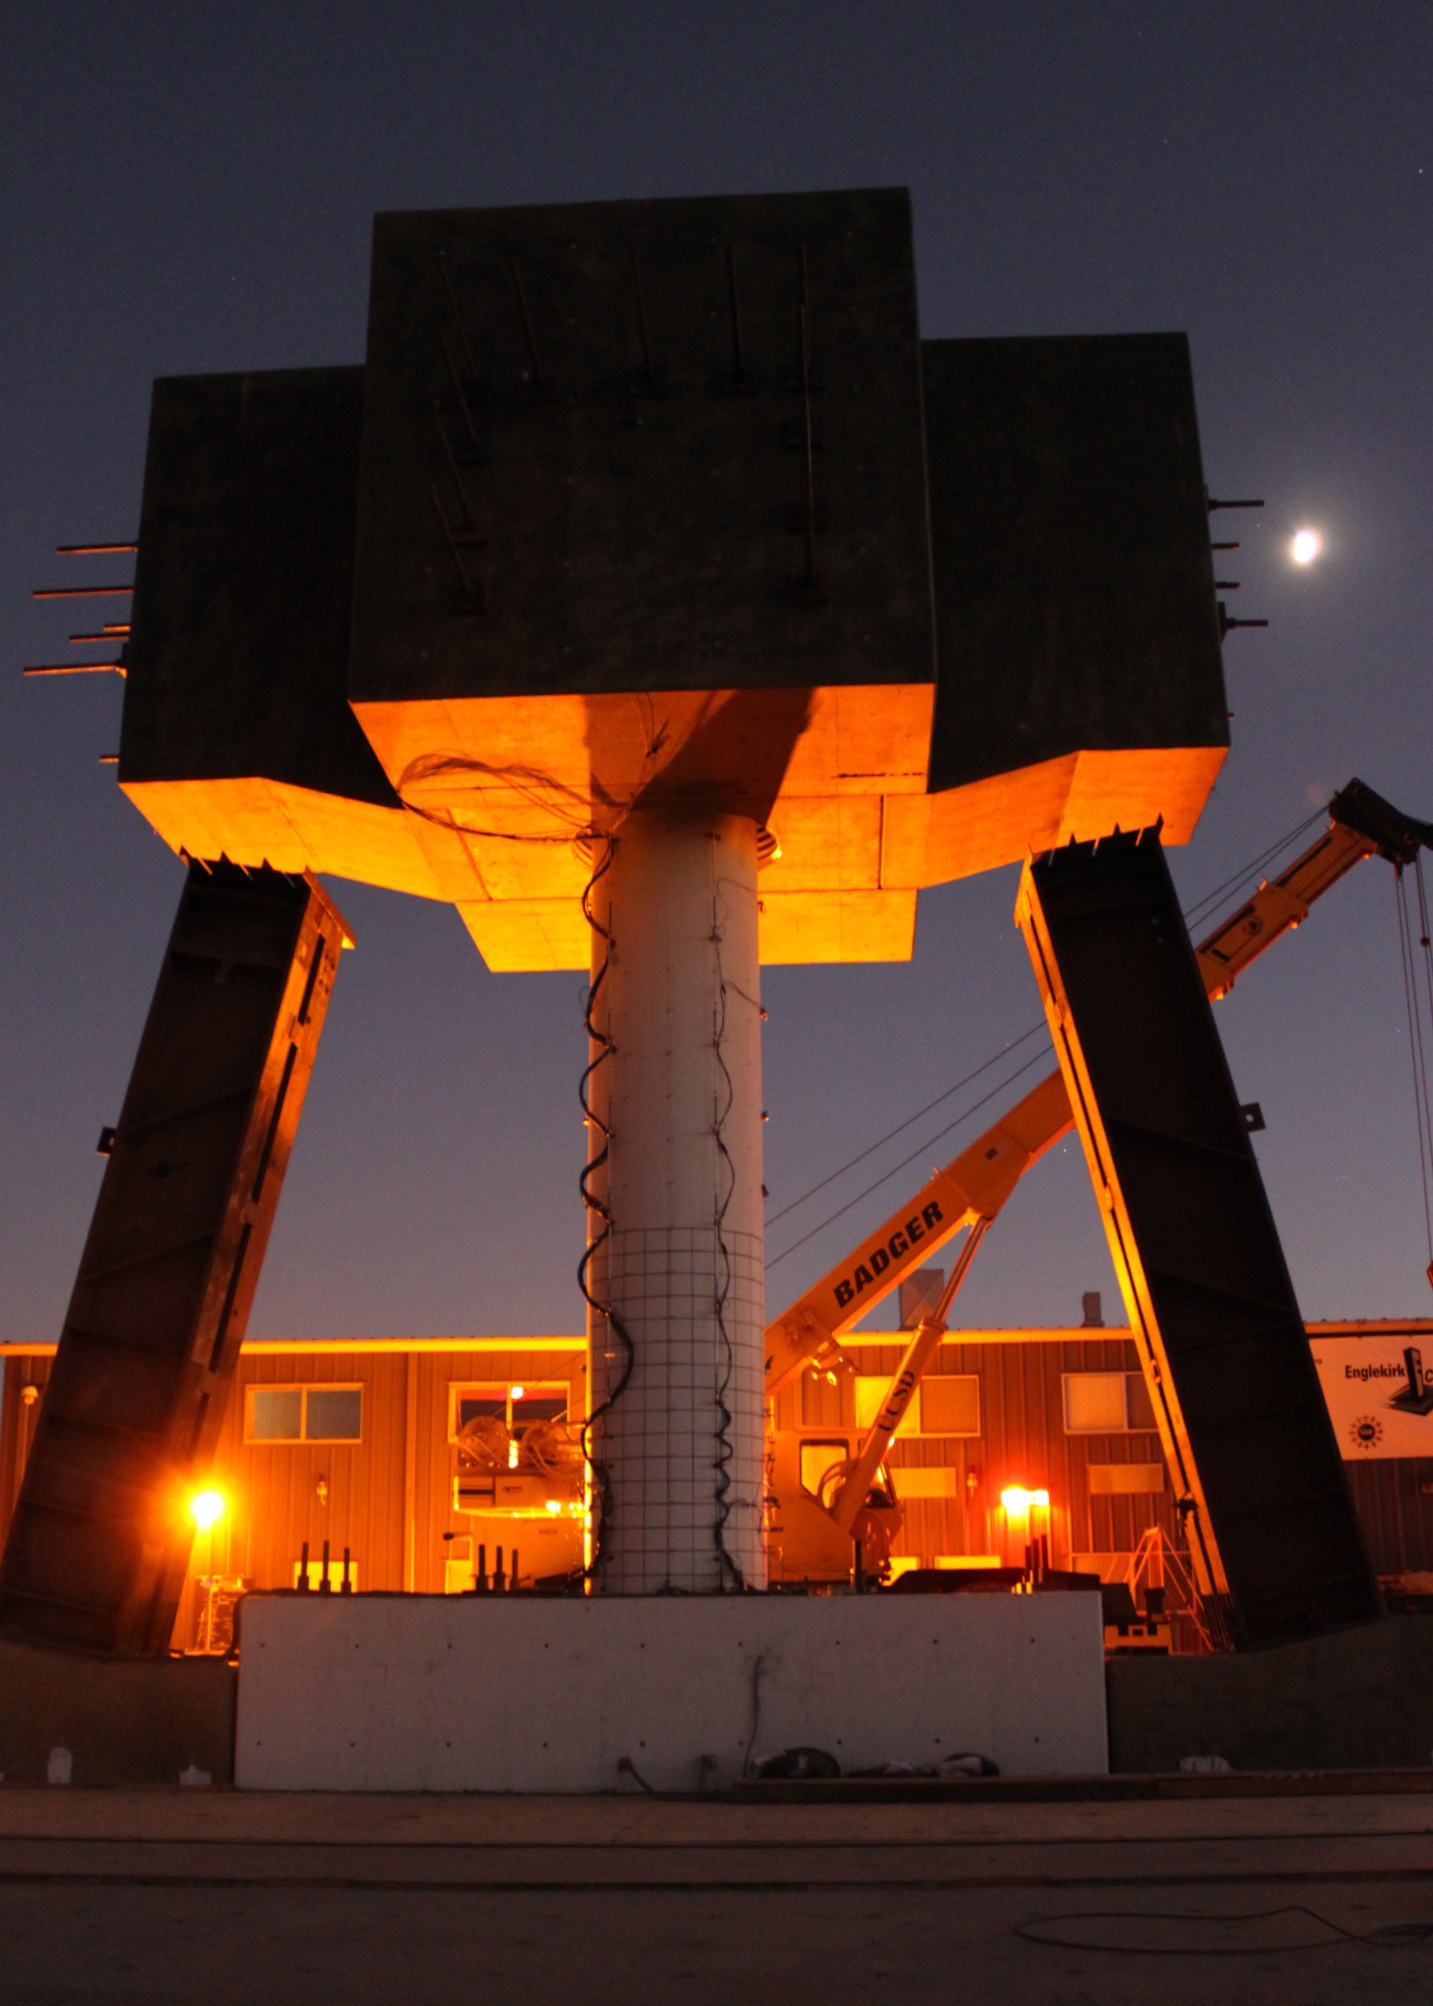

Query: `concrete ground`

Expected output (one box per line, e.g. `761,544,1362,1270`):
1,1785,1431,2003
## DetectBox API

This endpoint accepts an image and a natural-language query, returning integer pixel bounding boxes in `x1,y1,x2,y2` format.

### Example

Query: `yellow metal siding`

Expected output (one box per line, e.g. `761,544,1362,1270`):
173,1344,585,1636
840,1337,1185,1569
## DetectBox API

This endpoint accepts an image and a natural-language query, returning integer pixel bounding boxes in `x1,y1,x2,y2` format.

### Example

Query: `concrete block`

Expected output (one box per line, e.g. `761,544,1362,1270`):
124,366,390,806
353,189,931,707
234,1590,1107,1792
923,332,1228,795
1107,1615,1433,1771
0,1635,236,1787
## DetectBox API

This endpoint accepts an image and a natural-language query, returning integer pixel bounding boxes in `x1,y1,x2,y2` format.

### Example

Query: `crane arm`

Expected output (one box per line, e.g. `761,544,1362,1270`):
765,776,1432,1398
1197,777,1432,999
764,1069,1072,1395
827,1218,991,1533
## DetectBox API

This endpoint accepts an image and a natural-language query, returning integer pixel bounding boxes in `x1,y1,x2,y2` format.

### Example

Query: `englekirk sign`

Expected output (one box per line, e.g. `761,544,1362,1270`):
1309,1324,1433,1461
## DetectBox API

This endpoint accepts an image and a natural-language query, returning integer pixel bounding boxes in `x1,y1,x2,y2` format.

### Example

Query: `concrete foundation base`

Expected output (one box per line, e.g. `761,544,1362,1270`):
234,1591,1107,1791
1106,1615,1433,1772
0,1634,236,1786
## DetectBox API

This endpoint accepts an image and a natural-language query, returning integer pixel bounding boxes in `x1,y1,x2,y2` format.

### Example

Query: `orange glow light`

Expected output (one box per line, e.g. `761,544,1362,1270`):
1000,1487,1049,1512
189,1489,225,1531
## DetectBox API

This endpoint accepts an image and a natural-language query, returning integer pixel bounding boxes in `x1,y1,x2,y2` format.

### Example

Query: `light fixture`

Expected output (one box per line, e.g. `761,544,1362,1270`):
510,1385,525,1400
189,1489,224,1531
1000,1486,1049,1512
1291,528,1322,565
545,1499,562,1514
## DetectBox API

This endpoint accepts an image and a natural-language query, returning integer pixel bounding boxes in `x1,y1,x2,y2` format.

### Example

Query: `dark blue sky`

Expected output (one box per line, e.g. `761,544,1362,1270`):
3,2,1431,1344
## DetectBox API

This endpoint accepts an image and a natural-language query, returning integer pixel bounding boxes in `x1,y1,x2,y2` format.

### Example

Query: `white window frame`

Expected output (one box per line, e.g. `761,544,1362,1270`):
243,1383,364,1446
448,1381,572,1443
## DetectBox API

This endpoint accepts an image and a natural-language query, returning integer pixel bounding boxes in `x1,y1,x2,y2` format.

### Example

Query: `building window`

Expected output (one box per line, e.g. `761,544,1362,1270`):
1087,1463,1165,1494
245,1384,363,1444
1063,1372,1157,1434
450,1383,570,1440
800,1439,850,1501
854,1374,980,1436
917,1375,981,1436
854,1377,916,1435
1126,1372,1157,1429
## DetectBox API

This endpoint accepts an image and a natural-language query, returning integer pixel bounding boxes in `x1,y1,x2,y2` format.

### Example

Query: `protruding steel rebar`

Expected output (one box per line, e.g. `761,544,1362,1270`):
430,483,484,607
630,247,660,392
24,661,126,677
437,327,484,461
437,252,483,389
725,245,746,388
509,257,551,395
431,400,479,526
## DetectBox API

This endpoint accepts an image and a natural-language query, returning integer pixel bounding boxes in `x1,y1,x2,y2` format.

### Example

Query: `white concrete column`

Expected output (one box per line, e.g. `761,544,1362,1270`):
583,809,766,1593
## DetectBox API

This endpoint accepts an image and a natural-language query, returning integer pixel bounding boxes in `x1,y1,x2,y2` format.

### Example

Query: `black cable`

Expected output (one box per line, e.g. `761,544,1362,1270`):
1396,867,1433,1272
1180,806,1327,935
707,863,745,1592
765,812,1328,1240
765,1044,1053,1271
764,1023,1048,1228
397,751,595,840
742,1652,771,1777
1404,858,1428,1275
1014,1903,1433,1954
576,836,635,1583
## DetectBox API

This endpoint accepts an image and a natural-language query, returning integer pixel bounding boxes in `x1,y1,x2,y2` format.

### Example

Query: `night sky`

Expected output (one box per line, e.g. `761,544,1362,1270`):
3,3,1431,1354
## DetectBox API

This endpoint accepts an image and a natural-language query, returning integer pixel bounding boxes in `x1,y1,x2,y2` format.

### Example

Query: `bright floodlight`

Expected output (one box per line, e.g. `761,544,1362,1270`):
1000,1486,1049,1512
1292,528,1322,565
189,1489,224,1530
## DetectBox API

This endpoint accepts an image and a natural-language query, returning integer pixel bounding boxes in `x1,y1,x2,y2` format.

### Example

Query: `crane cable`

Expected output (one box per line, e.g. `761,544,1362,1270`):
766,1043,1053,1271
765,811,1332,1263
1393,853,1433,1289
764,1021,1049,1229
765,804,1433,1289
1179,805,1326,934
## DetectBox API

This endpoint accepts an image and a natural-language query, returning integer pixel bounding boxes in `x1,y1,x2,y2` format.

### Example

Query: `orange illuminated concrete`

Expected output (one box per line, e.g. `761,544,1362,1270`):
123,704,1224,972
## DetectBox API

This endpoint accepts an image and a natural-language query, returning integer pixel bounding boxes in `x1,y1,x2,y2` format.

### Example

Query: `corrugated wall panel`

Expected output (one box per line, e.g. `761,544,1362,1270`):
9,1332,1426,1644
0,1362,52,1549
195,1352,408,1602
1346,1459,1433,1575
840,1336,1187,1569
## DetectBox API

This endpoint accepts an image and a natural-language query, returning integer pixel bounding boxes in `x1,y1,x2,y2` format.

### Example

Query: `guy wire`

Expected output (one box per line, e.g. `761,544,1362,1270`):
1395,865,1433,1270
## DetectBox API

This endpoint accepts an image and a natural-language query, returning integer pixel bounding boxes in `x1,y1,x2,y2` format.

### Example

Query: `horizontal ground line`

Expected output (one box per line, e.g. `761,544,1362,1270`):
1,1867,1430,1894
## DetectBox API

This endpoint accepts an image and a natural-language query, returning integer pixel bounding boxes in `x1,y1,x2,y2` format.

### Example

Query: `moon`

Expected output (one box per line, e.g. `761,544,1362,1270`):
1292,528,1322,565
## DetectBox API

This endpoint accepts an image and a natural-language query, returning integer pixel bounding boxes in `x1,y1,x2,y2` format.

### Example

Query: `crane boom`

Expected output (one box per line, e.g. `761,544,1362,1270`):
765,777,1433,1399
765,1070,1069,1394
1196,778,1431,1000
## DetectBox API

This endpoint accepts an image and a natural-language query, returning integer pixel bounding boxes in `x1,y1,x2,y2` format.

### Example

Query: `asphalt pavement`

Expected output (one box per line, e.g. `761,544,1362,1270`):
1,1785,1430,2002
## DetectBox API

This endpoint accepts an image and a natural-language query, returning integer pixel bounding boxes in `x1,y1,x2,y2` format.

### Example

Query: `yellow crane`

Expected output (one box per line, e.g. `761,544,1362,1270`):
764,778,1432,1583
